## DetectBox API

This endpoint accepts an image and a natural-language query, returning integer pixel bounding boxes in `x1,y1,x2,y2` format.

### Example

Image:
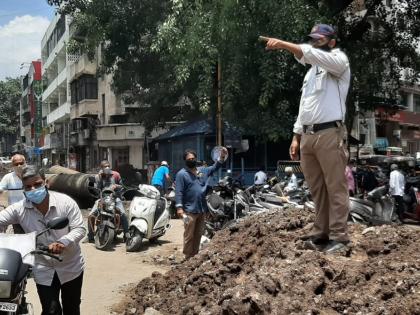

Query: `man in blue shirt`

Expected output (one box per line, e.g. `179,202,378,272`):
151,161,171,195
175,147,227,259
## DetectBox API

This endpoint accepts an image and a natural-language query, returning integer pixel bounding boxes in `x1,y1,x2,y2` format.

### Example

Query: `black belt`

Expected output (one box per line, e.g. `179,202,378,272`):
303,121,341,133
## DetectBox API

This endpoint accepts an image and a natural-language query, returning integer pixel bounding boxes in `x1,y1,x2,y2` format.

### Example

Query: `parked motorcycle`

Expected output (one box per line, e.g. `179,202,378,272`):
0,216,68,314
125,184,172,252
401,176,420,222
94,189,123,250
205,175,249,238
348,185,397,225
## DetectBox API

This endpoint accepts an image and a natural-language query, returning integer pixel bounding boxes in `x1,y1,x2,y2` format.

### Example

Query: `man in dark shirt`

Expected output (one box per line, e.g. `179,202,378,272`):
175,147,227,259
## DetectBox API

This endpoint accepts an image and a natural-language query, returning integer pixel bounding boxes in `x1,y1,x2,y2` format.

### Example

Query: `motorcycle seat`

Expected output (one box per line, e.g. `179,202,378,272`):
349,197,375,208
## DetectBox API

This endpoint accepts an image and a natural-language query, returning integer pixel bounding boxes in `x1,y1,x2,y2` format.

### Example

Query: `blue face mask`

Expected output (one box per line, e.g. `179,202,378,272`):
24,186,48,204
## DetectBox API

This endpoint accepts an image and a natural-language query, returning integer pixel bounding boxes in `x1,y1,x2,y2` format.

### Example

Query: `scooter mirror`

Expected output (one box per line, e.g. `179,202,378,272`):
211,146,228,163
135,172,143,182
47,217,69,230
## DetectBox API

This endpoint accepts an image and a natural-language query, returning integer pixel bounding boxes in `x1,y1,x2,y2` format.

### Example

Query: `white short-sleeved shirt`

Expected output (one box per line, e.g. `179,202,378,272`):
254,171,267,185
0,172,25,205
293,44,351,134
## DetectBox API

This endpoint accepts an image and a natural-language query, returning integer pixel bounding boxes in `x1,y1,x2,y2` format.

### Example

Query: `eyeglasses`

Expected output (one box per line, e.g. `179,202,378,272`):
12,162,25,166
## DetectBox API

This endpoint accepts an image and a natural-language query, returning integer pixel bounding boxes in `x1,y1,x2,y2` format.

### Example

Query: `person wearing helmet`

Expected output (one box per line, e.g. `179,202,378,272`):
85,160,128,243
151,161,171,195
389,163,405,219
264,24,351,253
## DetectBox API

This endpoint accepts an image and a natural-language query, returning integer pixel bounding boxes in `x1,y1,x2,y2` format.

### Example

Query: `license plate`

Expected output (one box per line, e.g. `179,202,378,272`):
0,302,18,312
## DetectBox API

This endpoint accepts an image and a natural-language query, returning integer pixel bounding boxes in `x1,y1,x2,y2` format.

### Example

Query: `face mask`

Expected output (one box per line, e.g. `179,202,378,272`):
24,186,48,204
310,39,332,51
318,43,331,51
185,160,197,168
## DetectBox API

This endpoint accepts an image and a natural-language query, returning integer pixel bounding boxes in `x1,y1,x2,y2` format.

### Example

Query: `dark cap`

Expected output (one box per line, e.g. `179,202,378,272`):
308,24,336,39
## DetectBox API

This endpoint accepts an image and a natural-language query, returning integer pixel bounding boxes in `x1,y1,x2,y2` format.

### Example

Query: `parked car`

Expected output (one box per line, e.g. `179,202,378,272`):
0,157,12,169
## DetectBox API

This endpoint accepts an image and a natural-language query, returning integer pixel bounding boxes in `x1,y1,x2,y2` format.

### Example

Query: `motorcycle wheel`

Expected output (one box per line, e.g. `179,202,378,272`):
94,224,115,251
126,227,143,252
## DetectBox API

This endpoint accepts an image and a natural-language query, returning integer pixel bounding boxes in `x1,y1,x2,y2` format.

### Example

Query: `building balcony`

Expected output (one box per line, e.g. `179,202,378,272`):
68,55,96,81
69,132,89,147
42,68,67,101
96,123,145,142
42,34,67,75
47,102,70,124
70,99,100,119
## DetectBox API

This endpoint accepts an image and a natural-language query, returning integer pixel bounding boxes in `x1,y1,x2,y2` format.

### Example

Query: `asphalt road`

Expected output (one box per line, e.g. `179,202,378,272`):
0,191,184,314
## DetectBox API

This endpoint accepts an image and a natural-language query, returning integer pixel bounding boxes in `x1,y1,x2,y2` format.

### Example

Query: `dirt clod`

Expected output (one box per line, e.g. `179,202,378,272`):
123,208,420,314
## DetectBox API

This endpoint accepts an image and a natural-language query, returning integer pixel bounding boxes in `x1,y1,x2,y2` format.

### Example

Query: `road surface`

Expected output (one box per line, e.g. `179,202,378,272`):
0,191,184,314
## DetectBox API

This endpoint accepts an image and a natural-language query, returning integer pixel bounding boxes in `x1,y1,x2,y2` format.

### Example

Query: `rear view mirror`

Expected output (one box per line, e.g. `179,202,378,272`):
47,217,69,230
211,146,229,163
135,172,143,182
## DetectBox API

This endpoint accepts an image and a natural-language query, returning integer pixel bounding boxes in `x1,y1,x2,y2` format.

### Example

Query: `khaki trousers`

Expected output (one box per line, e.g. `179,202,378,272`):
300,126,350,242
183,212,206,258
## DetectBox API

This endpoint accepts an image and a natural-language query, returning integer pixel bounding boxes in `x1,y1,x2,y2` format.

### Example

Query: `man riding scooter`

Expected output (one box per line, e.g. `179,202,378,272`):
86,161,129,243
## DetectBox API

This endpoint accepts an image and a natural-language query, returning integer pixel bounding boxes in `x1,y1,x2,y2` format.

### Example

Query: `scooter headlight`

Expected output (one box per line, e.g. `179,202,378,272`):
0,281,12,298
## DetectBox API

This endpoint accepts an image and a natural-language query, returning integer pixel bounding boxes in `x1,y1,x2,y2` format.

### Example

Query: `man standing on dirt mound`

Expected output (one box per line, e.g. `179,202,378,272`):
264,24,351,253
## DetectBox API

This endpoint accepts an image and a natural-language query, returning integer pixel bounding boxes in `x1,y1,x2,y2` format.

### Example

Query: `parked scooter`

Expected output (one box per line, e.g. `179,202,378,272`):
93,189,123,250
348,185,397,225
0,217,68,314
125,184,172,252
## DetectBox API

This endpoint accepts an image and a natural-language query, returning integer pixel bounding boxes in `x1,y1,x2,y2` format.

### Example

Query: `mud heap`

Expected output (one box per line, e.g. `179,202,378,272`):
124,208,420,314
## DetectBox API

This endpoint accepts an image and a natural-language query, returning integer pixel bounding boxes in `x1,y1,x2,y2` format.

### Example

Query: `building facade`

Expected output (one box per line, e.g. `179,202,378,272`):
41,14,71,167
18,60,43,162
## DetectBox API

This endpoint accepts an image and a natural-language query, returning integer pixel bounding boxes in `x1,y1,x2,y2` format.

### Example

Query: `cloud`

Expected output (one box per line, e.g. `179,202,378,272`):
0,15,50,80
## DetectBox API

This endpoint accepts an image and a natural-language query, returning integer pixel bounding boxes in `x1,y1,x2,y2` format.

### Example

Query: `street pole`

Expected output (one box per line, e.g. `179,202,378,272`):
217,57,222,146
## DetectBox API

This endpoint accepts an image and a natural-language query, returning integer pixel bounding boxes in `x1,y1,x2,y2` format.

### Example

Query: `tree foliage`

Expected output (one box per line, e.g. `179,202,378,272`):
0,77,21,134
49,0,420,140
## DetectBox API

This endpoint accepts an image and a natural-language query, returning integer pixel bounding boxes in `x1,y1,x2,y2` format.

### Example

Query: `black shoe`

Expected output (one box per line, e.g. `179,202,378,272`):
323,240,349,254
303,237,329,251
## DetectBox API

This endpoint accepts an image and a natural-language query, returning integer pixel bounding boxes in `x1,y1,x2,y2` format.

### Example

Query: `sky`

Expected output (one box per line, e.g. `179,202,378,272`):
0,0,56,81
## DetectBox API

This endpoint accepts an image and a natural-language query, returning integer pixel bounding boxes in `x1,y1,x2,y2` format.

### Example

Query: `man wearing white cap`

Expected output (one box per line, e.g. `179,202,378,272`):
151,161,171,195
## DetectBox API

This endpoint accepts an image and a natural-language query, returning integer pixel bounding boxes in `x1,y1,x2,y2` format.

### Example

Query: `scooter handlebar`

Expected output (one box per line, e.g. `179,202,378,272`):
31,248,63,262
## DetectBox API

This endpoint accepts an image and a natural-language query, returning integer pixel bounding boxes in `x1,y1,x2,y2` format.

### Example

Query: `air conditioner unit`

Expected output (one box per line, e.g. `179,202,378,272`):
83,129,90,139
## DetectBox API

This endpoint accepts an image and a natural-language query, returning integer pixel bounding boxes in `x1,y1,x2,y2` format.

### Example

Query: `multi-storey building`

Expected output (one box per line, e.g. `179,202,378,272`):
18,60,42,161
41,14,71,166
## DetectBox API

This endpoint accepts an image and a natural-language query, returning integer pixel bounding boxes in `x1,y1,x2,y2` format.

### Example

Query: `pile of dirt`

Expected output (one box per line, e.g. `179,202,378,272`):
123,208,420,314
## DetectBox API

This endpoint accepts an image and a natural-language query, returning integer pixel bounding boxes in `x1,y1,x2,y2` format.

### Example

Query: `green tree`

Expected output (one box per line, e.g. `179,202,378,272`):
0,77,21,134
49,0,420,140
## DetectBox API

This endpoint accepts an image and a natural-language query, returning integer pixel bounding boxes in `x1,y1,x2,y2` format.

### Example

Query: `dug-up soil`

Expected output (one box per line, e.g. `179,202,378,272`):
123,208,420,315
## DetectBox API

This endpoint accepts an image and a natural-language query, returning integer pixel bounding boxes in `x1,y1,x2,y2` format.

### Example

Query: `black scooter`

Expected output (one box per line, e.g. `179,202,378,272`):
0,217,68,314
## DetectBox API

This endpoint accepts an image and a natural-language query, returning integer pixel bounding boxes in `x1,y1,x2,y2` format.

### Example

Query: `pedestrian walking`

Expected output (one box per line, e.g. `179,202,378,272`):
151,161,171,195
175,147,227,259
264,24,351,253
389,163,405,219
0,154,27,233
0,165,86,314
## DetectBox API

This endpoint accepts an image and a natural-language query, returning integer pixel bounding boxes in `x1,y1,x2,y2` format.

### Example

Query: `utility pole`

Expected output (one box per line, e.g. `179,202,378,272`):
216,57,222,146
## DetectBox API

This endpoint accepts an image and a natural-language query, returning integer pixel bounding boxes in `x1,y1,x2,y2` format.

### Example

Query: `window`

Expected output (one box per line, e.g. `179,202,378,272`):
70,75,98,105
414,94,420,113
